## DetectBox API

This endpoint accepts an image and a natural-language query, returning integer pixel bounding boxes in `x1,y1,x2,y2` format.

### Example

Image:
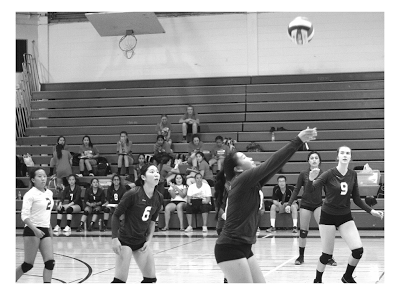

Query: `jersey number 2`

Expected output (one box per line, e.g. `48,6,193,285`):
142,206,152,221
340,182,348,195
46,198,52,210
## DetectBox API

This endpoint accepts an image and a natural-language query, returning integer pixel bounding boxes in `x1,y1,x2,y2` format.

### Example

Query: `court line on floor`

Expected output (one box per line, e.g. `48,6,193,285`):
375,271,384,284
264,255,297,277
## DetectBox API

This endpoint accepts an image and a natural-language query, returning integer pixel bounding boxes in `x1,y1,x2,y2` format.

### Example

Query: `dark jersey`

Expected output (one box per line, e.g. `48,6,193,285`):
272,184,295,204
305,168,372,215
216,182,230,231
287,169,324,208
112,186,162,245
217,136,304,245
60,185,82,206
84,187,105,205
106,185,127,205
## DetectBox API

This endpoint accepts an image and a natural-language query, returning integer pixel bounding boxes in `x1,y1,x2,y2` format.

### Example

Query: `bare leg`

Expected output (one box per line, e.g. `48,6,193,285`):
114,246,133,282
16,236,40,282
39,237,54,283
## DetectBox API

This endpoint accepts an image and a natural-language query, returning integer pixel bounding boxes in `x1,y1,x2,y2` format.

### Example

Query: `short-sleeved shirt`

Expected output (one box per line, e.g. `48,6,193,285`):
211,145,230,159
84,187,105,204
79,145,99,158
106,185,127,205
112,187,163,244
272,184,295,204
287,170,324,208
187,182,212,202
168,184,188,202
21,187,54,228
197,160,214,180
116,140,132,155
60,185,82,206
188,141,204,154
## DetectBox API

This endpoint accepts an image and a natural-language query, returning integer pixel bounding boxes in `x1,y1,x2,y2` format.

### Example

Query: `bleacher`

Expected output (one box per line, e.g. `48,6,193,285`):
16,71,384,230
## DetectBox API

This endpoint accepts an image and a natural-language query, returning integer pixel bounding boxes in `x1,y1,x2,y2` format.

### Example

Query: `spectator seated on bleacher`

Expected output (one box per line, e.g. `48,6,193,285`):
102,174,127,232
116,131,134,176
133,154,146,186
208,135,230,173
53,174,82,232
187,152,215,187
153,135,174,165
155,114,173,146
187,135,204,168
76,178,105,232
266,176,298,233
184,173,212,233
162,174,188,231
179,105,200,143
77,135,100,177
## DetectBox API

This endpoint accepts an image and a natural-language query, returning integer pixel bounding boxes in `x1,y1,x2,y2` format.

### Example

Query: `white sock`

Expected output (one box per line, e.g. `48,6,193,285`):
293,219,297,227
271,219,275,227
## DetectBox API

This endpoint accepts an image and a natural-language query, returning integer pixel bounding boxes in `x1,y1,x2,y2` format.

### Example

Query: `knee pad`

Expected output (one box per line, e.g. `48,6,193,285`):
83,210,89,216
21,262,33,273
66,207,74,214
57,207,65,214
44,259,55,270
300,230,308,238
92,209,100,215
319,252,333,265
104,207,111,213
111,277,125,283
141,277,157,283
351,247,364,259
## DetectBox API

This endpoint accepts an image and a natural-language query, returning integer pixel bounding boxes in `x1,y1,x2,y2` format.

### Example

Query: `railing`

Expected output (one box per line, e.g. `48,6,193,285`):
16,53,40,138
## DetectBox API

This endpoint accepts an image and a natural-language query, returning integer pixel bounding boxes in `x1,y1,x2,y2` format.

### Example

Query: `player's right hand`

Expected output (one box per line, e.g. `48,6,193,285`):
112,238,122,255
298,127,317,143
285,206,291,213
34,228,44,238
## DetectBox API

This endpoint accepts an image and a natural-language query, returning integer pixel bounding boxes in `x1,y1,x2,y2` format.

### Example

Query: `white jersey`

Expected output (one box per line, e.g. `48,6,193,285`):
168,184,187,202
21,187,54,228
187,182,212,203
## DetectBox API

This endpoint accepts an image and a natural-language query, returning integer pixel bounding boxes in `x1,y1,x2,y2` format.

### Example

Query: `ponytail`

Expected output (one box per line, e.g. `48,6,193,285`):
56,144,63,160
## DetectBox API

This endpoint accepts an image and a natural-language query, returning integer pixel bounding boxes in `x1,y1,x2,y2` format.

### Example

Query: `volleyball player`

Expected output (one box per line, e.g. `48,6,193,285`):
110,163,163,283
214,127,317,283
16,168,55,283
306,146,384,283
102,174,126,231
285,151,336,266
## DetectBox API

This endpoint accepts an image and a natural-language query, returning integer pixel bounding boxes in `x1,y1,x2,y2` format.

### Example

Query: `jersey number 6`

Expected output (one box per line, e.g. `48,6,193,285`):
142,206,152,221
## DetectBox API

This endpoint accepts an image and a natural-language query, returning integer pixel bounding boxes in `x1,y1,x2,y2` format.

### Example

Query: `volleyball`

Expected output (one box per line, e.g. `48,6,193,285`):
288,16,314,45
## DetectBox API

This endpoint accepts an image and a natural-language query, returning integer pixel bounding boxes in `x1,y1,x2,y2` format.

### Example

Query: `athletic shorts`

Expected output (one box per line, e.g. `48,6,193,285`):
171,200,186,206
23,226,51,240
274,202,297,213
119,238,146,252
186,123,200,134
214,243,254,264
300,204,321,212
186,199,211,214
319,210,353,228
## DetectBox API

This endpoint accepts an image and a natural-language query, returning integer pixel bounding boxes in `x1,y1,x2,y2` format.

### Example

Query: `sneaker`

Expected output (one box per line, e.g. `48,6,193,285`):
277,127,287,131
292,226,298,233
155,226,159,232
256,227,261,233
88,223,93,231
266,226,276,233
223,278,228,283
295,256,304,265
313,279,322,283
63,225,71,232
161,227,168,231
327,258,337,266
76,225,82,232
76,174,83,177
202,226,208,232
341,275,356,283
53,225,61,232
185,225,193,232
89,173,95,177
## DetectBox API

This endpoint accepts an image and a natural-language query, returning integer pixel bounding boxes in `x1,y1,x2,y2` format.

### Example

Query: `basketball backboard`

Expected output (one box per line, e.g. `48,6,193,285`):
85,12,165,36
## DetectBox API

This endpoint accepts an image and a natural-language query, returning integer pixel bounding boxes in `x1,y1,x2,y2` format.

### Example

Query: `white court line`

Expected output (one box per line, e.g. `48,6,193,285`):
264,256,297,277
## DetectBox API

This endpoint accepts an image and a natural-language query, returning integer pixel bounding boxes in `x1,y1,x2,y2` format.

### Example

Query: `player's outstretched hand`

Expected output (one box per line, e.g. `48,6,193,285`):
298,127,317,143
309,168,321,181
112,238,122,255
371,210,384,220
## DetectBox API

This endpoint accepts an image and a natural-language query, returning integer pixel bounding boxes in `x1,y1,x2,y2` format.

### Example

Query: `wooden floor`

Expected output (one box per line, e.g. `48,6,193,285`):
15,228,384,284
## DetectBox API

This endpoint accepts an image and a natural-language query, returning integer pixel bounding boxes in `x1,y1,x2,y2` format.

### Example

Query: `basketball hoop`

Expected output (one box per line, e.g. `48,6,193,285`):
119,30,137,59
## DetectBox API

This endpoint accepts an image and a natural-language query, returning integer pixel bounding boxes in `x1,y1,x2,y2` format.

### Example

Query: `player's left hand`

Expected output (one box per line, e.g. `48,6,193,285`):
298,127,317,143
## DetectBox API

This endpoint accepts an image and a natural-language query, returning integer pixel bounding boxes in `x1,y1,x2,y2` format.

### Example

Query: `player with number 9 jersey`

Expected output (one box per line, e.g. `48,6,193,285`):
112,186,162,246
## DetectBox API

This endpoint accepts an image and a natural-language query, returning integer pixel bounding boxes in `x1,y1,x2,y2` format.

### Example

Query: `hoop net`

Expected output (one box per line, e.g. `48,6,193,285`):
119,32,137,59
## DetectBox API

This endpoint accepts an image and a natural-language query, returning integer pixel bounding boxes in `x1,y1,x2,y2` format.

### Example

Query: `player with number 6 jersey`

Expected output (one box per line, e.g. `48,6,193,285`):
111,163,162,283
